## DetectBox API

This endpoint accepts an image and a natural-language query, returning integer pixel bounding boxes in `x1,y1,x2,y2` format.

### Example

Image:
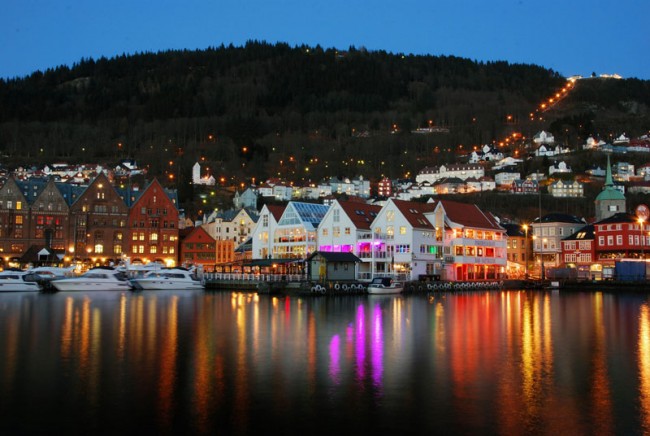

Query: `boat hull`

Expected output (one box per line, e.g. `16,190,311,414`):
130,279,204,291
367,285,403,295
51,280,131,292
0,282,41,292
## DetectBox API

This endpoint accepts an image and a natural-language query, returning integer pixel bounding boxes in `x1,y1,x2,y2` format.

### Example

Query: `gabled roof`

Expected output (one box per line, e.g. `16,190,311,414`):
563,224,595,241
392,199,437,229
180,225,215,242
266,204,286,222
438,199,502,230
306,251,361,263
279,202,329,230
501,223,525,237
595,212,638,225
338,200,381,230
534,213,585,224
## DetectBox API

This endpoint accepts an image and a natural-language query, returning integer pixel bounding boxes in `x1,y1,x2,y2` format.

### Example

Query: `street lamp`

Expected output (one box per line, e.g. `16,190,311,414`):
541,238,547,282
640,217,646,259
522,224,529,279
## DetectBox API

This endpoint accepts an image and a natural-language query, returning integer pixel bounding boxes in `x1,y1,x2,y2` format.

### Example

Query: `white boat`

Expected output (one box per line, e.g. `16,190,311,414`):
50,266,131,292
366,277,404,295
27,266,77,291
28,266,76,280
0,269,42,292
117,261,166,278
129,267,204,290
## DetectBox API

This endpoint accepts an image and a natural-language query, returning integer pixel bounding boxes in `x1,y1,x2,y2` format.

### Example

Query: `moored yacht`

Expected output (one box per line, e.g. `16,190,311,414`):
0,269,41,292
50,266,131,292
366,277,404,295
130,267,204,290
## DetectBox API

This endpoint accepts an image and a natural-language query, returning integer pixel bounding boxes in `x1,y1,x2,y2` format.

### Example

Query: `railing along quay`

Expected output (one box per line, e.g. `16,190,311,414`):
202,272,505,294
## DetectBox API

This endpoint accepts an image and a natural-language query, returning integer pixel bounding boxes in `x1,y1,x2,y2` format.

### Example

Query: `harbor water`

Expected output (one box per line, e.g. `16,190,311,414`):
1,289,649,435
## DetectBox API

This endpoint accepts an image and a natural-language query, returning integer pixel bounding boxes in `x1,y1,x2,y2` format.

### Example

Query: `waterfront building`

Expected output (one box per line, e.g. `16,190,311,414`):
202,208,258,245
560,224,595,279
251,204,285,259
434,199,507,281
317,200,381,280
0,177,33,261
531,213,586,273
501,223,529,278
179,225,215,270
127,178,180,266
271,202,329,259
69,173,129,265
19,178,71,257
368,199,437,280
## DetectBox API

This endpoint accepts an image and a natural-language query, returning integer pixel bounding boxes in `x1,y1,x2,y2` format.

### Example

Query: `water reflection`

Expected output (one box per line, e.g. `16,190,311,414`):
0,290,649,434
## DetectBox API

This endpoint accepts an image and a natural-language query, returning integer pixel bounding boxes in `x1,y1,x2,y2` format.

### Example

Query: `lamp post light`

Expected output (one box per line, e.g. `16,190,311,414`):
541,237,547,282
522,224,529,279
640,217,646,260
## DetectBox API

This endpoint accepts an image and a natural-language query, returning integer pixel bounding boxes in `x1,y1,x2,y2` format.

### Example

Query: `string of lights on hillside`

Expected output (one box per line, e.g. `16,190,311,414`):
492,77,578,152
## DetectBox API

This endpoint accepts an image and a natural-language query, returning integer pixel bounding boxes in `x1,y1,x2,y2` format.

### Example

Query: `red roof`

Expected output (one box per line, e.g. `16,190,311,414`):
438,199,502,230
266,204,286,222
392,199,437,229
338,200,381,230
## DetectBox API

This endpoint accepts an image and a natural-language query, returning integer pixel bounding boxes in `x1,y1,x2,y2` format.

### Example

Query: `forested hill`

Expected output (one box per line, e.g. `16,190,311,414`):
0,41,648,189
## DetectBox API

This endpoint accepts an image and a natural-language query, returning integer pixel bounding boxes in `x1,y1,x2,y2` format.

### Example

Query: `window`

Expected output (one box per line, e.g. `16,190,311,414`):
399,226,406,235
333,209,340,223
15,216,23,225
386,211,394,222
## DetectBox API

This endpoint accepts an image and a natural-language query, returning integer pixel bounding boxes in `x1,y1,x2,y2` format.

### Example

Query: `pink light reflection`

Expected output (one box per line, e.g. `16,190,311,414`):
329,334,341,384
371,304,384,387
355,304,366,380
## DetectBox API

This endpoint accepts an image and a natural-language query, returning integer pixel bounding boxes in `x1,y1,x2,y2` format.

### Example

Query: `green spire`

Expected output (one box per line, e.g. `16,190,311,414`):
604,154,614,187
596,153,625,201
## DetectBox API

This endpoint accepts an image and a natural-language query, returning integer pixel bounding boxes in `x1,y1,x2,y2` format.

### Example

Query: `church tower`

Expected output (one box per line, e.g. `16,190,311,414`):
192,162,201,184
594,154,626,221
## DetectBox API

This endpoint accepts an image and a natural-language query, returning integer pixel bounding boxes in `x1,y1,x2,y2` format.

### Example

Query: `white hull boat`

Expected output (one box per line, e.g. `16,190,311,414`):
366,277,404,295
130,267,204,290
50,267,131,292
0,269,41,292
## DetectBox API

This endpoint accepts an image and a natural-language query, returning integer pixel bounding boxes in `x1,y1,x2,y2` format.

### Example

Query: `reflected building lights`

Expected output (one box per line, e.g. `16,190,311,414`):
329,335,341,384
639,304,650,433
371,304,384,388
590,293,613,434
157,296,178,431
355,304,366,381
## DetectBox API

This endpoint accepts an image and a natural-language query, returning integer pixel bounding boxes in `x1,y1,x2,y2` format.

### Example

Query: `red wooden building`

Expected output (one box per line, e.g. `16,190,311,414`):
179,226,216,270
127,178,180,266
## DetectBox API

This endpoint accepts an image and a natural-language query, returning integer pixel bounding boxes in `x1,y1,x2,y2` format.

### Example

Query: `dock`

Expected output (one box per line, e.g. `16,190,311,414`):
202,273,505,295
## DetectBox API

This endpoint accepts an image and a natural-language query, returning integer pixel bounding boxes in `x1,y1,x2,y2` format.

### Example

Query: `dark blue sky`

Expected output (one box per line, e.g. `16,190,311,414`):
2,0,648,80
